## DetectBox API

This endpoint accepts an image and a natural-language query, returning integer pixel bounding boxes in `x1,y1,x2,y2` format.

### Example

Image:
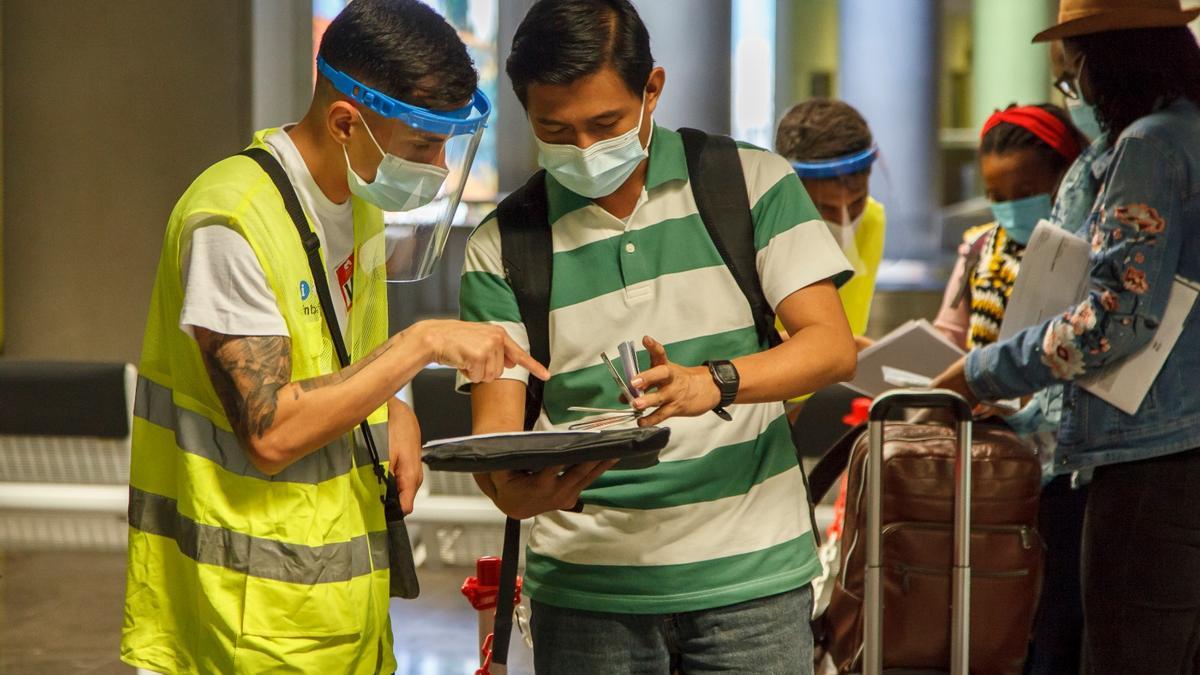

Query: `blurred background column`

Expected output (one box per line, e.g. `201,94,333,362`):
838,0,939,261
496,0,538,194
774,0,838,125
970,0,1055,130
636,0,732,134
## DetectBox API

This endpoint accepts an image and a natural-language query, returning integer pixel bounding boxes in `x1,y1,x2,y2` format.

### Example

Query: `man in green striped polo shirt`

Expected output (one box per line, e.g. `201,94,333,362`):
458,1,856,671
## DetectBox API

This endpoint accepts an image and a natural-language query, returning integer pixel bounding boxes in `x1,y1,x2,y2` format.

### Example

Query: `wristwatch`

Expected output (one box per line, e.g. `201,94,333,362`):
703,360,739,421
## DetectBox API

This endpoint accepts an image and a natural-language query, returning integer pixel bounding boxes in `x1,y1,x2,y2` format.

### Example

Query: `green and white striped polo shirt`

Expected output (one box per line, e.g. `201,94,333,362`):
458,125,850,613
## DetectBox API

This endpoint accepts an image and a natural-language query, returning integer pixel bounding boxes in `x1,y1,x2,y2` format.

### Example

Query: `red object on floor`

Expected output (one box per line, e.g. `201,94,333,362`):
476,634,496,675
842,397,872,427
463,557,523,675
461,556,523,610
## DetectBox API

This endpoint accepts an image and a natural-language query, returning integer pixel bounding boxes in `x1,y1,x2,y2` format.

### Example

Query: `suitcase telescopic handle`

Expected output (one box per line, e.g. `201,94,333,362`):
863,389,973,675
867,389,973,422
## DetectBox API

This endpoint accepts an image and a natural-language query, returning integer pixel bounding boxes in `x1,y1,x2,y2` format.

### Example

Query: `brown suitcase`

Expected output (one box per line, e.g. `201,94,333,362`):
820,390,1043,674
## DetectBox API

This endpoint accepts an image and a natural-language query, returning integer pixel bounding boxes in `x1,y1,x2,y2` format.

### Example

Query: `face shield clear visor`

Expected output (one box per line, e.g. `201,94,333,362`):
791,145,891,282
319,57,491,282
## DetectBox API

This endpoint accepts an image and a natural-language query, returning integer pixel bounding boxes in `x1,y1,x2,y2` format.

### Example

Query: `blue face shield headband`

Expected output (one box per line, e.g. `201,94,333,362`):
316,56,491,136
791,145,879,179
315,57,492,283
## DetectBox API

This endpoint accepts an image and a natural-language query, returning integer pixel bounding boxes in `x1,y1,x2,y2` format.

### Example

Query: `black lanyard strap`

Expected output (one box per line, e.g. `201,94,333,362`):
239,147,390,492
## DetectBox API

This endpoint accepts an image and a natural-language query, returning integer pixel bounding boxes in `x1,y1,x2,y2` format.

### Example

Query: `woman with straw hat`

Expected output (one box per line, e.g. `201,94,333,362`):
936,1,1200,671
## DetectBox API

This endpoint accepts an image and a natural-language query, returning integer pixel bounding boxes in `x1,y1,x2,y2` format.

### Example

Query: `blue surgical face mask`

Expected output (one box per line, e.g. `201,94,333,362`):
990,193,1052,245
534,94,650,199
1066,56,1103,140
345,117,449,212
1067,98,1102,141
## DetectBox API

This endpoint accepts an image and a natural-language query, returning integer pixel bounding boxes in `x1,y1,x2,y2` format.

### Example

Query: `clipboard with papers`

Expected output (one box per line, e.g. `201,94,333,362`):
845,319,965,398
421,427,670,473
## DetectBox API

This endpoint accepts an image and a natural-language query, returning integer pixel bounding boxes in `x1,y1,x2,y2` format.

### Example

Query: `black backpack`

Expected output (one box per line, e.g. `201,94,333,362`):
496,127,782,430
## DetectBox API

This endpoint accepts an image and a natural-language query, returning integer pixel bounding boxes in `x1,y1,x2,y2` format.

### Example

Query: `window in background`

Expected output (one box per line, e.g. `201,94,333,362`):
731,0,776,149
312,0,499,204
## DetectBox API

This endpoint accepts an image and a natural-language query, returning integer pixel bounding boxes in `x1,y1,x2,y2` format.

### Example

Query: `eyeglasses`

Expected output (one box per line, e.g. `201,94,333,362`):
1054,55,1085,101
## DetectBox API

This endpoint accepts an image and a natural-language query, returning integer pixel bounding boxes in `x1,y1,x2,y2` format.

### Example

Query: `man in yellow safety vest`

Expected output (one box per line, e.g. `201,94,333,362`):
120,1,548,672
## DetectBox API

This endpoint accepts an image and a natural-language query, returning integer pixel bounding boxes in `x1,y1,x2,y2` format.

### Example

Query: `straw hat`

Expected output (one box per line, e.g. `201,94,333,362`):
1033,0,1200,42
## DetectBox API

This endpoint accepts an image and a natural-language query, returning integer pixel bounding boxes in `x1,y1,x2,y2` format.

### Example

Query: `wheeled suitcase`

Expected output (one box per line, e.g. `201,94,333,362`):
820,389,1043,674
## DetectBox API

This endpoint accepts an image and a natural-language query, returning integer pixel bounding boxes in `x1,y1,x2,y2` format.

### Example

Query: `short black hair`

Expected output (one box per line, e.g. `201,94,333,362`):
775,99,873,166
318,0,477,110
1069,27,1200,139
507,0,653,107
980,103,1087,176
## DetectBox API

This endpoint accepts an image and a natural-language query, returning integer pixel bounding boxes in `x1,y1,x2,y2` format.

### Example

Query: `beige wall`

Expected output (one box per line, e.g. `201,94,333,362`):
2,1,253,362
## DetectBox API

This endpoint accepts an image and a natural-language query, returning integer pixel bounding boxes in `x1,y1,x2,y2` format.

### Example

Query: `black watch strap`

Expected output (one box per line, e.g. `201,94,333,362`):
704,360,739,421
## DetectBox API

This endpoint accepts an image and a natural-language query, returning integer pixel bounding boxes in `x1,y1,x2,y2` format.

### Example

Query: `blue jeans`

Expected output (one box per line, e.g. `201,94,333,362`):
529,585,814,674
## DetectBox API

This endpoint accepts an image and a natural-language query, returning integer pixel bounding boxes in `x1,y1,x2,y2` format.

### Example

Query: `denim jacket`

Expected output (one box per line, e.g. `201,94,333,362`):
966,98,1200,472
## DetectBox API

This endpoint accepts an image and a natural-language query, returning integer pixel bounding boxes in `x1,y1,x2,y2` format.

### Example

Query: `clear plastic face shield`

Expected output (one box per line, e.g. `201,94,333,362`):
791,145,890,275
318,57,491,282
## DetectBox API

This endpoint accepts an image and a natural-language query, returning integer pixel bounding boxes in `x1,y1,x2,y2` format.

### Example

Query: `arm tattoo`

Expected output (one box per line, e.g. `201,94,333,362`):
197,332,291,444
197,330,394,445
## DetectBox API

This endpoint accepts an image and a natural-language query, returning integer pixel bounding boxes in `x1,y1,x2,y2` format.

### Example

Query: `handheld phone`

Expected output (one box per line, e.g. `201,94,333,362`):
618,340,642,398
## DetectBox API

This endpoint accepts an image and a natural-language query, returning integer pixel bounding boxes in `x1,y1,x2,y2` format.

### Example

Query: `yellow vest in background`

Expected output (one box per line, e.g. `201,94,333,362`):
121,130,394,674
777,196,886,341
782,197,885,404
836,196,886,337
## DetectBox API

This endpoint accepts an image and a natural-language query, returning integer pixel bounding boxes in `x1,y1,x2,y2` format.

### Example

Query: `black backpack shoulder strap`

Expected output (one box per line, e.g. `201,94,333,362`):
496,169,552,430
238,147,389,483
806,422,866,504
678,128,782,349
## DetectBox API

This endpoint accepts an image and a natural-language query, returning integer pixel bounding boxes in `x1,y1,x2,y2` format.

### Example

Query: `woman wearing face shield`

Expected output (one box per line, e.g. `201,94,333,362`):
933,0,1200,670
775,99,885,351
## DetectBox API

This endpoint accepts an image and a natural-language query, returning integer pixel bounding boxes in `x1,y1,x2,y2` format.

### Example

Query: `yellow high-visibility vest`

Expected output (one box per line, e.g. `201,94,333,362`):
782,197,885,404
836,196,886,338
121,129,395,674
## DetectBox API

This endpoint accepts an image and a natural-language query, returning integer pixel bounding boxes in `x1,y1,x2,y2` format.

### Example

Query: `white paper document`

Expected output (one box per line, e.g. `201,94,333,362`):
998,220,1092,341
1081,276,1199,415
881,366,934,389
846,319,965,397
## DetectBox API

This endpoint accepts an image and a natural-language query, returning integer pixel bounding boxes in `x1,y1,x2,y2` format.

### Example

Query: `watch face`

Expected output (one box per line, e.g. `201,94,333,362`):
714,362,738,384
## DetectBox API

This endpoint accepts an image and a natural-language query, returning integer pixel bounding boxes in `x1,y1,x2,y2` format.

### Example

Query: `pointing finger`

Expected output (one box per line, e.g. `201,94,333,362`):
505,336,551,381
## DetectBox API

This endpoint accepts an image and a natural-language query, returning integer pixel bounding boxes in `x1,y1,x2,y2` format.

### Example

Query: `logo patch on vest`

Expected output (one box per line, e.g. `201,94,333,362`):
336,252,355,311
300,280,312,301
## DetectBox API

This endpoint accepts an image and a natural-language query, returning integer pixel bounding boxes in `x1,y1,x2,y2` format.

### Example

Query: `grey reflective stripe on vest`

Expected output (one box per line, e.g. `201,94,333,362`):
134,376,387,484
129,486,389,583
368,530,390,573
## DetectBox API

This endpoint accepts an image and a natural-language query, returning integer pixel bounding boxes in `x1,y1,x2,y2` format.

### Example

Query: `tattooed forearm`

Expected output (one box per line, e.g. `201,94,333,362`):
195,330,291,444
196,329,397,452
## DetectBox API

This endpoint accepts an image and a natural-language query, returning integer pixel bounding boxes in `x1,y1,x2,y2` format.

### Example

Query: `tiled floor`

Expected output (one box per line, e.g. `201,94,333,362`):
0,549,534,675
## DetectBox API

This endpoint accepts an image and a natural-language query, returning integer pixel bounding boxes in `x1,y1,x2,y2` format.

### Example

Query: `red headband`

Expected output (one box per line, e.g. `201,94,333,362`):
981,106,1082,162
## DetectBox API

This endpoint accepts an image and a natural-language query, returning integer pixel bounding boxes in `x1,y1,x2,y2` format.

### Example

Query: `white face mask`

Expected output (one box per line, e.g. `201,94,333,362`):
345,117,449,212
534,94,650,199
824,204,866,274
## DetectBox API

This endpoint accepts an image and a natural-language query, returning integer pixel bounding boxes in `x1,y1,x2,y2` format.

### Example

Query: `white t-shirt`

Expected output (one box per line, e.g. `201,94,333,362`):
180,127,356,340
